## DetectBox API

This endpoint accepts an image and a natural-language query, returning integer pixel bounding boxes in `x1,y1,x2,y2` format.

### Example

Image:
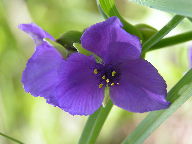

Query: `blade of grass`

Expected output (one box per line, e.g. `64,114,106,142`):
129,0,192,17
142,15,184,55
78,108,101,144
150,31,192,51
85,100,113,144
0,132,24,144
78,88,113,144
122,69,192,144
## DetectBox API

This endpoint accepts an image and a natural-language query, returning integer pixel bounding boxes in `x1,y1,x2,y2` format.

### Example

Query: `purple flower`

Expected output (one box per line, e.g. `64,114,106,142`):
19,17,170,115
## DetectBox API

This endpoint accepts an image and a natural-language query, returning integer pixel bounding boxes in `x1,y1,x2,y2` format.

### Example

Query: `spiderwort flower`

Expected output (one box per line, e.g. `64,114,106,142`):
19,17,170,115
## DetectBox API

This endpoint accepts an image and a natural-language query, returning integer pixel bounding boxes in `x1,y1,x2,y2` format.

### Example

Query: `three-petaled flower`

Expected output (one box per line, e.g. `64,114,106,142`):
19,17,170,115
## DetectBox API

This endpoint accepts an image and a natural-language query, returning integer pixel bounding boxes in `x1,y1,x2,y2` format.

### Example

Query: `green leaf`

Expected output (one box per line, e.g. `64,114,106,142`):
151,31,192,51
45,38,68,58
97,0,143,39
129,0,192,17
122,69,192,144
78,100,113,144
73,43,102,63
73,43,92,56
135,24,157,42
0,132,24,144
142,15,184,55
56,31,82,52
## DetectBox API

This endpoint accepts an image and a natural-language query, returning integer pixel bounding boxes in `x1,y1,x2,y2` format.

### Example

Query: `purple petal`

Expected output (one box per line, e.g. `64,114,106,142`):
19,23,55,45
110,59,170,113
81,16,141,64
22,41,63,106
56,53,104,115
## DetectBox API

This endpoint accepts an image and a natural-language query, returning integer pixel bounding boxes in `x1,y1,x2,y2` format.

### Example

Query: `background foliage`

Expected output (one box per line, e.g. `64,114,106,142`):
0,0,192,144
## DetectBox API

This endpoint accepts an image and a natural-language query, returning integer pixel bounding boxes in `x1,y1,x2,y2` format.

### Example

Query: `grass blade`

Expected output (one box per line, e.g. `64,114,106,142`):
142,15,184,55
78,100,113,144
0,132,24,144
150,31,192,51
129,0,192,17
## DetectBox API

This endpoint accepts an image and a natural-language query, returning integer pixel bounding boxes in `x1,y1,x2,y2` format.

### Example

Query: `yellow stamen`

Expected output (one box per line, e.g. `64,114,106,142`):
102,75,106,79
111,83,115,86
117,83,120,85
93,69,98,74
99,84,103,88
112,71,116,76
106,79,110,83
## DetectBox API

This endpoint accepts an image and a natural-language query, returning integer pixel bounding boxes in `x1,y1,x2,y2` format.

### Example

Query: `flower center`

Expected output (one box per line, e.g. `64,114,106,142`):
93,65,120,88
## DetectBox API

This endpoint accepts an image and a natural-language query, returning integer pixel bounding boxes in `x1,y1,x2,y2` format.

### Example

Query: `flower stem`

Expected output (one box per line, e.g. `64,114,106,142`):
78,101,113,144
142,15,184,55
0,132,24,144
150,31,192,51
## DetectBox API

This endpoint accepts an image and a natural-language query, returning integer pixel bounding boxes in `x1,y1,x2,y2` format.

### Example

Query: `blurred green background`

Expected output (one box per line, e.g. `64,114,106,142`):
0,0,192,144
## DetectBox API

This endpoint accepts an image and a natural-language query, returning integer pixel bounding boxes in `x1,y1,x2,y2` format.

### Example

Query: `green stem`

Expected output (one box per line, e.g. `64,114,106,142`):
142,15,184,55
78,100,113,144
0,132,24,144
78,108,101,144
150,31,192,51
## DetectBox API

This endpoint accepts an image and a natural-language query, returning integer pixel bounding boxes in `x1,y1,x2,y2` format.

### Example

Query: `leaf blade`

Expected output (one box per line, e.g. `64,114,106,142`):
78,100,113,144
142,15,184,55
0,132,24,144
129,0,192,17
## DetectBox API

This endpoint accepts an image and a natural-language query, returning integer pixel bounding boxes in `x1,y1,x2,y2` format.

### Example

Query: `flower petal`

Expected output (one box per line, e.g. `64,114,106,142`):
81,16,141,64
22,41,63,106
19,23,55,45
56,53,104,115
110,59,170,113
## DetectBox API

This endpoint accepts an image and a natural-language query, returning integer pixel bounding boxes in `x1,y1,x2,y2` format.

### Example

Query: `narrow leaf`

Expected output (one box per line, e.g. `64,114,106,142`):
73,43,102,63
142,15,184,55
151,31,192,51
73,43,92,56
56,31,82,52
129,0,192,17
45,38,68,58
0,132,24,144
135,24,157,42
78,101,113,144
122,69,192,144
